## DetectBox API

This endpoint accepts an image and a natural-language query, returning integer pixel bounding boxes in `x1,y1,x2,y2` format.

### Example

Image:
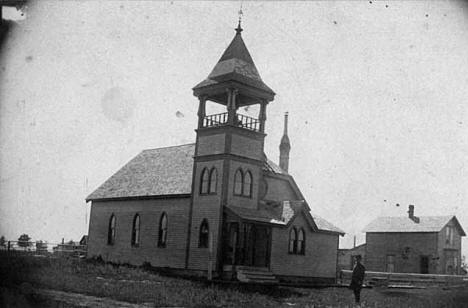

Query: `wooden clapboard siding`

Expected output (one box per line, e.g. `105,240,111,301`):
87,198,190,268
270,213,339,279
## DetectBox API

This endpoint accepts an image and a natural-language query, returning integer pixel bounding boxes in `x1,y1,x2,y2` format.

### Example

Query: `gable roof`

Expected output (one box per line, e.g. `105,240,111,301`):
193,30,274,95
363,215,466,236
311,213,346,235
87,143,290,201
86,144,194,201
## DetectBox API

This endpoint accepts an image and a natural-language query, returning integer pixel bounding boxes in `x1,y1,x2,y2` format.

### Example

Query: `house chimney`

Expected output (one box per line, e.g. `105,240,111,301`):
408,205,414,219
408,205,420,223
279,112,291,172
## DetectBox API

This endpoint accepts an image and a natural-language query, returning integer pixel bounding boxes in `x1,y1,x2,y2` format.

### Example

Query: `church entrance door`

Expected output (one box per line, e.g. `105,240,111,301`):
223,222,271,268
243,223,270,267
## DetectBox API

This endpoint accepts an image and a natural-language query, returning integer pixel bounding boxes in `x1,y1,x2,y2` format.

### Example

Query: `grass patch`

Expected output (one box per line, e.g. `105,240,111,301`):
0,252,466,307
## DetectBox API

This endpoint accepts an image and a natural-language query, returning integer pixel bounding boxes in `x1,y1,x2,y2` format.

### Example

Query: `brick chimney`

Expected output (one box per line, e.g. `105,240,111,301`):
408,205,420,223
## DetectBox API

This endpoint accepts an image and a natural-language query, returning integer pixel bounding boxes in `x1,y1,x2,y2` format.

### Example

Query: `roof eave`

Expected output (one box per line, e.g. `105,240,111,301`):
86,193,192,203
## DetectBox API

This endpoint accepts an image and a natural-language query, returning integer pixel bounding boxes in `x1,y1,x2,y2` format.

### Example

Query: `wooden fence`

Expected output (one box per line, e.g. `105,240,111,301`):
340,269,468,288
0,240,87,258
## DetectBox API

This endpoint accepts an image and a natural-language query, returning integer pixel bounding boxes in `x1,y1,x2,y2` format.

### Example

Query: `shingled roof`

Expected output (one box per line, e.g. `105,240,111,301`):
193,27,274,95
311,213,346,235
363,216,466,236
86,144,195,201
87,143,288,201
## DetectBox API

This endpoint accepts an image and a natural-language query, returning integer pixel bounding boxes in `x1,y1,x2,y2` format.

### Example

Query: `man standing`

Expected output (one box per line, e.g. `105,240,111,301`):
349,255,365,306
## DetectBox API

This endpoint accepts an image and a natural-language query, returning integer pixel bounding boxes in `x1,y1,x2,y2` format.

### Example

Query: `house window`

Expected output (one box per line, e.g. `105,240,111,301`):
200,168,209,194
131,214,140,247
297,228,305,255
386,255,395,273
289,227,297,254
446,226,454,245
199,219,209,248
209,168,217,193
107,214,116,245
158,213,168,247
243,171,253,197
234,169,243,195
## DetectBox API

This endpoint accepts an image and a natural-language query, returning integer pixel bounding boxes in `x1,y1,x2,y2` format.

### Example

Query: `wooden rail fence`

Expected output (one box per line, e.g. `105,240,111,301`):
340,269,468,288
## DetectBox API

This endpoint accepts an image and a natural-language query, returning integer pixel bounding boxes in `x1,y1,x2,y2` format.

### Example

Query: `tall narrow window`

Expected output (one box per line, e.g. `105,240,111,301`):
108,214,116,245
131,214,140,246
158,213,168,247
209,168,217,193
199,219,209,248
297,228,305,255
243,171,253,197
289,227,297,254
234,169,243,195
200,168,209,194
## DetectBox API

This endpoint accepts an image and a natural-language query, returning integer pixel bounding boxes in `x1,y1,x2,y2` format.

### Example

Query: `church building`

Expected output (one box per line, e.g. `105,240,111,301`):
86,23,344,283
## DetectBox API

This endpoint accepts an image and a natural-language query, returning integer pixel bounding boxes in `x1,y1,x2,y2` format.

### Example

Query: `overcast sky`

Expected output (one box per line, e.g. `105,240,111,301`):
1,1,467,256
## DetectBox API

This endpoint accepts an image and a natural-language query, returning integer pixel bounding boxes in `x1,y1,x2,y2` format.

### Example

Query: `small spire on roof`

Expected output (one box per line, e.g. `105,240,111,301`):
236,4,243,34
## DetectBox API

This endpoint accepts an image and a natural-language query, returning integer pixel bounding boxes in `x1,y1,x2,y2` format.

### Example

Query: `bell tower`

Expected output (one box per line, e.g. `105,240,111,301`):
186,22,275,273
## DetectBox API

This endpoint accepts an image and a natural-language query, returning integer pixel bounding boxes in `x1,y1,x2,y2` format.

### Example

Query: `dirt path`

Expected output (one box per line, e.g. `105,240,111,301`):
1,286,161,308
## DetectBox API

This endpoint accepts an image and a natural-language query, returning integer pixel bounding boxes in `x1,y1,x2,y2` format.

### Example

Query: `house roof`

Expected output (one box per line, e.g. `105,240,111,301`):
227,201,345,235
311,213,346,235
363,216,466,236
86,144,195,201
87,143,289,201
193,28,274,95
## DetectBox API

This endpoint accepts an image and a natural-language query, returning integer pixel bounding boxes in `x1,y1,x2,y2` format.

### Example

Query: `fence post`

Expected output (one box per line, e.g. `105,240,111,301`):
7,241,10,251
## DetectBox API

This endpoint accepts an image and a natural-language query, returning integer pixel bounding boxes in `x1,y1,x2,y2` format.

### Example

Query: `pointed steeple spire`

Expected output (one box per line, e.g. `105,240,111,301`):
279,112,291,172
193,21,275,99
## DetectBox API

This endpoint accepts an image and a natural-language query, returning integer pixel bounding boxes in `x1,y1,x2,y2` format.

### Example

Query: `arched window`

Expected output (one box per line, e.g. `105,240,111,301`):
234,169,243,195
209,168,217,193
158,212,168,247
289,227,297,254
297,228,305,255
243,171,253,197
200,168,209,194
107,214,116,245
131,214,140,246
199,219,209,248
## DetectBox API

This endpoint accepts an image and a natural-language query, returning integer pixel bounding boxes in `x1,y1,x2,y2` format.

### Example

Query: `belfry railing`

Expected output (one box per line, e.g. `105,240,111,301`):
203,112,260,132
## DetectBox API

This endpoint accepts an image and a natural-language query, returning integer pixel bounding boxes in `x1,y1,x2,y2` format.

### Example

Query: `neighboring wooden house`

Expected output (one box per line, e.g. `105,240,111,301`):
53,239,87,258
86,23,344,283
363,205,466,275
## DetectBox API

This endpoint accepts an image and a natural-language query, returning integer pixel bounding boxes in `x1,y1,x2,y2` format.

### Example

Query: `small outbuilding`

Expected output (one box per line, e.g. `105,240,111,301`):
363,205,465,274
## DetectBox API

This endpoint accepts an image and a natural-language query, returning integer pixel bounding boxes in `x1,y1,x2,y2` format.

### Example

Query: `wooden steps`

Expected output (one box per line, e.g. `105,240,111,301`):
235,266,278,284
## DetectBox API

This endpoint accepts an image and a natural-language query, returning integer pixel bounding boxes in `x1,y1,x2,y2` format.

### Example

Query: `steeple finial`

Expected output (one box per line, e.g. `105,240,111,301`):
236,4,243,34
283,112,289,135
